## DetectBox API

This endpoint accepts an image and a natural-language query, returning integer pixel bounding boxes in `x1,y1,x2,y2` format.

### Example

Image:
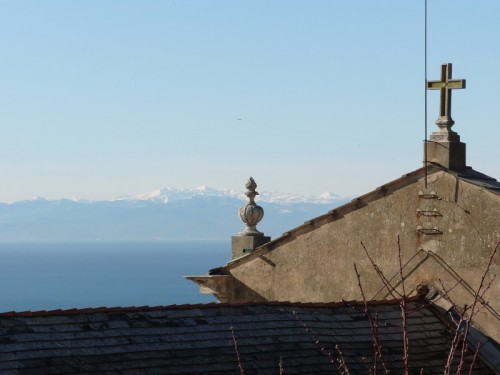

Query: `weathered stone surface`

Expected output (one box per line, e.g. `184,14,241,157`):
200,166,500,342
231,235,271,259
425,140,466,170
238,177,266,236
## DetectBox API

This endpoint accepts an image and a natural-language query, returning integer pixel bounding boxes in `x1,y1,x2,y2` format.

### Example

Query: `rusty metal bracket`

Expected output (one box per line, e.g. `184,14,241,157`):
417,227,443,235
417,209,443,217
419,192,439,199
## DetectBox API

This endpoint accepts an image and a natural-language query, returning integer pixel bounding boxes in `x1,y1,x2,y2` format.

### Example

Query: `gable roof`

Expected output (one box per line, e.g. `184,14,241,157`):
0,298,496,374
211,164,500,273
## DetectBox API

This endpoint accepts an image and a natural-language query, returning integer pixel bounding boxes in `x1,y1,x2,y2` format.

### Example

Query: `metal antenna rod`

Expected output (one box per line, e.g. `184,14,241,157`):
424,0,429,189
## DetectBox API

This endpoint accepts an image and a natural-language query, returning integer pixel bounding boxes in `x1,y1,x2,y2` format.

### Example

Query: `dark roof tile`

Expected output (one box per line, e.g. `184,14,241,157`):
0,300,496,374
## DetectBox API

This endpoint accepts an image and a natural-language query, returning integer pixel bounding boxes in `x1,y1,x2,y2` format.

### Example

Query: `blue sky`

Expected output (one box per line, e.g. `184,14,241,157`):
0,0,499,202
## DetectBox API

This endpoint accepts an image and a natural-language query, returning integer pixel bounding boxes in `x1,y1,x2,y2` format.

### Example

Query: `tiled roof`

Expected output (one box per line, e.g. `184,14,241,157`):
455,166,500,194
0,298,496,374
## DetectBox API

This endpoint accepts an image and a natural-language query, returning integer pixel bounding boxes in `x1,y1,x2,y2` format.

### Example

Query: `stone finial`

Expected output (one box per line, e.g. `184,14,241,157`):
238,177,264,236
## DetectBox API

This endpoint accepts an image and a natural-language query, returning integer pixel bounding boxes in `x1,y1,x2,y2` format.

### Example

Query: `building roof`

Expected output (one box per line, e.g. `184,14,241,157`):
211,164,500,273
0,298,497,374
456,166,500,193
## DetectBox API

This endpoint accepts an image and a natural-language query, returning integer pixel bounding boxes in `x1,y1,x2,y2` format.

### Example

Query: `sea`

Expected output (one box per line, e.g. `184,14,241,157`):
0,240,229,312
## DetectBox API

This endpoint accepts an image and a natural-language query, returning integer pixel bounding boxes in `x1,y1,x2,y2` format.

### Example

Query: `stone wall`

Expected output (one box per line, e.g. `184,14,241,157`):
226,170,500,341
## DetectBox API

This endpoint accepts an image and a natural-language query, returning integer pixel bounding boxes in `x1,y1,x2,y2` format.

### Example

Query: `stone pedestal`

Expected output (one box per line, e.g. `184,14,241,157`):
425,140,466,171
231,235,271,260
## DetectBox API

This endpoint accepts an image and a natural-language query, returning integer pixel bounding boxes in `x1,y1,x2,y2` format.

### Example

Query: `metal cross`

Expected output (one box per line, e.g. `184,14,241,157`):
427,63,466,127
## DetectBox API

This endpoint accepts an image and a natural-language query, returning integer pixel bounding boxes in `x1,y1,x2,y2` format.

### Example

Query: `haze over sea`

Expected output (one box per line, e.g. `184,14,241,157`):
0,186,347,313
0,240,228,312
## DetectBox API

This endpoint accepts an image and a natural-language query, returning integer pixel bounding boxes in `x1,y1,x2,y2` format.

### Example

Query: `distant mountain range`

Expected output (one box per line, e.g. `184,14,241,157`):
0,187,351,241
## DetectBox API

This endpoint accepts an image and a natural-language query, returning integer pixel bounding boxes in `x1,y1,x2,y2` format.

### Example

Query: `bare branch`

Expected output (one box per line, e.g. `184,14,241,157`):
292,310,349,374
335,345,351,375
467,340,484,375
230,326,245,375
457,241,499,373
354,263,390,375
361,241,401,299
397,236,410,375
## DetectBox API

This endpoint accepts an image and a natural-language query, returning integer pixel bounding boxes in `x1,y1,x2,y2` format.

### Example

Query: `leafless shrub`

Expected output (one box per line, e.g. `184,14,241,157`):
230,239,498,375
354,263,390,375
441,241,498,375
292,310,351,374
355,238,499,375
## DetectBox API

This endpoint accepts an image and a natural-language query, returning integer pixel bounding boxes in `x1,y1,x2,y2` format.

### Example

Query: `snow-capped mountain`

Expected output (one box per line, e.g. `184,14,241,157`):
125,186,242,204
0,186,350,241
122,186,343,205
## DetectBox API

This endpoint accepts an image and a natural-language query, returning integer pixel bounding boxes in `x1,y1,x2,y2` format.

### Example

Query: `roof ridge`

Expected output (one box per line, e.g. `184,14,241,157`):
218,166,434,272
0,296,423,318
212,164,499,273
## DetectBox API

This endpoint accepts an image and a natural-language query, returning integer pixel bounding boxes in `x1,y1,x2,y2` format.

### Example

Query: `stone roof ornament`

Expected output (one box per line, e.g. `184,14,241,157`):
238,177,265,236
425,63,467,170
427,63,466,142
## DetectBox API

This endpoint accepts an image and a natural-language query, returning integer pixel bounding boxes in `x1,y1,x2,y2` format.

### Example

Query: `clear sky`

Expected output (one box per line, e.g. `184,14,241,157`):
0,0,499,202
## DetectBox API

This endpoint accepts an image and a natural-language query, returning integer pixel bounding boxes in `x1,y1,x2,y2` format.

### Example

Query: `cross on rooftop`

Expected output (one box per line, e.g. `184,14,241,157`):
427,63,466,129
